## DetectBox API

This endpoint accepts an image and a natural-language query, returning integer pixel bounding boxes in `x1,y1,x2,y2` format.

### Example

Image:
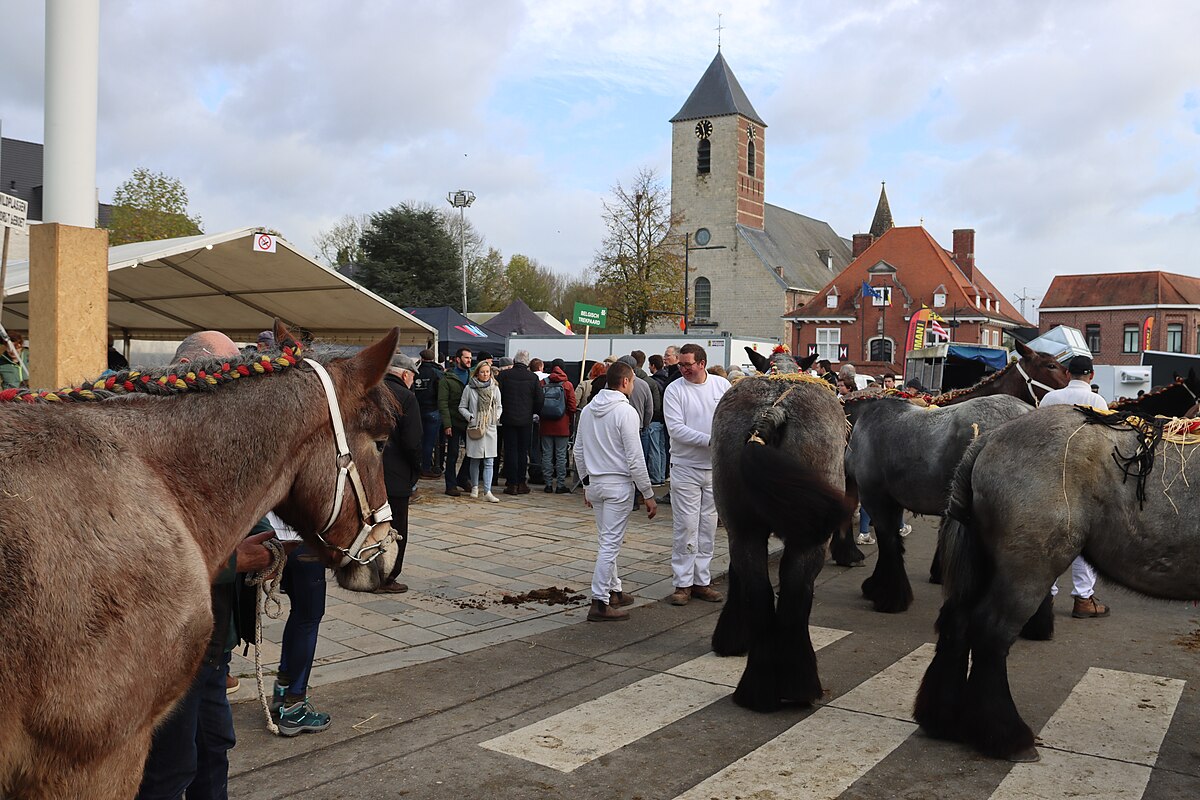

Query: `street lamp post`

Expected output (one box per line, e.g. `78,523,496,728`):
683,231,726,335
447,189,475,313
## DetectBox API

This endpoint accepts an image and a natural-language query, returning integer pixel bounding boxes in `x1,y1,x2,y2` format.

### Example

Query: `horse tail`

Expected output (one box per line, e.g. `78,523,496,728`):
740,406,850,544
938,436,992,610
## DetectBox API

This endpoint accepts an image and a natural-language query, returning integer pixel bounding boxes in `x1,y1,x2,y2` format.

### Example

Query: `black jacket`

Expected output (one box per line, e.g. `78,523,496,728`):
412,360,442,413
383,374,423,498
496,363,543,425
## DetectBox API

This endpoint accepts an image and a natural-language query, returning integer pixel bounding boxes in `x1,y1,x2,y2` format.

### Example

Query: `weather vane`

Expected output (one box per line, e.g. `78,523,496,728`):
716,13,724,50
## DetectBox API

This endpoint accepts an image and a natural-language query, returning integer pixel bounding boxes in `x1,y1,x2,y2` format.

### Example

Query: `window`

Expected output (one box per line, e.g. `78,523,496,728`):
869,337,894,362
826,293,838,308
1085,324,1101,354
933,292,946,308
816,328,840,361
1167,323,1183,353
870,286,892,306
697,139,711,174
747,140,756,177
694,277,711,319
1123,324,1140,353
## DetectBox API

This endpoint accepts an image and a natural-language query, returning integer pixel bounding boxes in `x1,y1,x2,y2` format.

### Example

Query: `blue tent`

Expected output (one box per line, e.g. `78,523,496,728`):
404,307,506,359
946,344,1008,371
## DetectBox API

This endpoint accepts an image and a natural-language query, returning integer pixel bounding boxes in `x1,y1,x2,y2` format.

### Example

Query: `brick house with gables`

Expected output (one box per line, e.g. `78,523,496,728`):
1038,271,1200,366
783,223,1031,373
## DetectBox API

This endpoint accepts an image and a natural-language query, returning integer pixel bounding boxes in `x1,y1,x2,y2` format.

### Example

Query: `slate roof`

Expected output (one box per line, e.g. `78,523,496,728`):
736,204,852,293
1040,271,1200,308
869,183,893,239
784,226,1032,326
670,51,766,126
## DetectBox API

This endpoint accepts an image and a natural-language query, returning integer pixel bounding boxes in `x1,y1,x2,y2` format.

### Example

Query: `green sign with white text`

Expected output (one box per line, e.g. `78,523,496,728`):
572,302,608,329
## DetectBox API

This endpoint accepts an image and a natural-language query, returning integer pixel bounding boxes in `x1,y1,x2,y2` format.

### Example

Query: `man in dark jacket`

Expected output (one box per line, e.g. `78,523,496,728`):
438,347,473,496
378,353,423,593
496,349,543,494
413,349,443,478
644,354,667,486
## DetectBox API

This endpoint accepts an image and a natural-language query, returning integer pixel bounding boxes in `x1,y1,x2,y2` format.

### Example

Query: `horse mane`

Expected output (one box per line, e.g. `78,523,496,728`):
0,343,307,404
930,361,1015,406
1110,379,1185,411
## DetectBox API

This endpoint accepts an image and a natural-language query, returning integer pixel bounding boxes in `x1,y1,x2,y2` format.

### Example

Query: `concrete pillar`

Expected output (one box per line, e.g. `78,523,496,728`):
28,224,108,388
43,0,100,228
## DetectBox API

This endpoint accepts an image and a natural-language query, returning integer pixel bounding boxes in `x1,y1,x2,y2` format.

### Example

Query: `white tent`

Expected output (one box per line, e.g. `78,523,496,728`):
1,228,437,347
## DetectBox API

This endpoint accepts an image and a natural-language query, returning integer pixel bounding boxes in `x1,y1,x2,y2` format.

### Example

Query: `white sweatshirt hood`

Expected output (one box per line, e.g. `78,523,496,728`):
588,388,627,418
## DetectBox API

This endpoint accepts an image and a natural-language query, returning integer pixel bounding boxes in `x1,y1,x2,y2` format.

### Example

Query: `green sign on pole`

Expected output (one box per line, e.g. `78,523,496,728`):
572,302,608,329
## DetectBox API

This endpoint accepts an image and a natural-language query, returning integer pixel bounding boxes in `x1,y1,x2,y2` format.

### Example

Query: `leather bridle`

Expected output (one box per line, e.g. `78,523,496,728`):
304,358,396,568
1015,360,1058,408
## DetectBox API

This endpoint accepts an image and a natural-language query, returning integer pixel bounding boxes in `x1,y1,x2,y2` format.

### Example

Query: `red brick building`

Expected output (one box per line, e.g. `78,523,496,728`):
783,222,1031,373
1038,271,1200,365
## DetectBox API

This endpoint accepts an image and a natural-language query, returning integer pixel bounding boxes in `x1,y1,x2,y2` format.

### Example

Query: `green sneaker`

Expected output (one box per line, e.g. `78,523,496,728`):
270,680,288,715
276,697,331,736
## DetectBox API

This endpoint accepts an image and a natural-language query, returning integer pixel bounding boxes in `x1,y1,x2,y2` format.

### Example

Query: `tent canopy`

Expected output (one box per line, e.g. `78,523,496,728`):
482,298,564,337
1,228,437,346
404,306,506,357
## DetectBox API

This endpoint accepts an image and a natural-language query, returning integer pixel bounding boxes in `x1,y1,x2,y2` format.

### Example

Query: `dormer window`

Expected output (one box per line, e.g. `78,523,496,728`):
933,292,946,307
986,297,992,312
826,293,838,308
975,295,981,309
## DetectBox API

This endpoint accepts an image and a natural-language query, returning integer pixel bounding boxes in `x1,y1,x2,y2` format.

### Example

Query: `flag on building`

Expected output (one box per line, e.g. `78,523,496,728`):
563,318,574,335
929,318,949,340
861,281,881,298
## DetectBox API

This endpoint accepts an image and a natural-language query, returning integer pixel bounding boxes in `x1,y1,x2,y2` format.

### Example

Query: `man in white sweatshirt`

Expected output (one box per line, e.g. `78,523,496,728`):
574,361,658,621
663,343,731,605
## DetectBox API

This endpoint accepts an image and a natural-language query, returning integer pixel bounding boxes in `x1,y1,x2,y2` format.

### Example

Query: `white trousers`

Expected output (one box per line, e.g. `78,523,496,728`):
588,478,634,603
670,463,716,589
1050,555,1098,598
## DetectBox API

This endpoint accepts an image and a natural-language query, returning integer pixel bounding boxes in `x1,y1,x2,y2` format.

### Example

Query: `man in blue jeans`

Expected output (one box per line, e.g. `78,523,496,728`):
413,349,443,477
438,347,474,496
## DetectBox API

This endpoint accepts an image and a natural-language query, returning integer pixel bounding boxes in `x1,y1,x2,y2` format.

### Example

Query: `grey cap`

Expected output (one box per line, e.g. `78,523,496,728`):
390,353,418,374
618,355,637,368
497,356,514,367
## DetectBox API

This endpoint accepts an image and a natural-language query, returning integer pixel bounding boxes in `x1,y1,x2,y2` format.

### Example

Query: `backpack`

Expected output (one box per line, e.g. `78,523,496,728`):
541,383,566,420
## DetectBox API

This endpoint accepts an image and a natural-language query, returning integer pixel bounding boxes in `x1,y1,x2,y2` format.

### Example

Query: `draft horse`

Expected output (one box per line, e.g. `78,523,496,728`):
914,405,1200,761
1110,369,1200,417
710,347,851,710
0,322,402,798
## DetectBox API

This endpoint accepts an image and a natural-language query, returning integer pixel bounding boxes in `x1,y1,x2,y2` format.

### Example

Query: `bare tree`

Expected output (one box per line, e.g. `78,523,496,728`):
592,167,682,334
313,214,370,268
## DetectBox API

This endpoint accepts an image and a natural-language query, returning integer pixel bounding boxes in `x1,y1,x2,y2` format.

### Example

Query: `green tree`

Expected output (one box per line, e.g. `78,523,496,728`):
469,247,510,312
107,168,203,245
592,167,682,334
505,253,560,313
356,203,462,309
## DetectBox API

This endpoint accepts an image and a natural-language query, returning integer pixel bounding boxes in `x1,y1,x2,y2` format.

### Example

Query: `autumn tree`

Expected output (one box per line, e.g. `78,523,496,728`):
356,203,462,309
107,168,203,245
469,247,510,312
592,167,682,334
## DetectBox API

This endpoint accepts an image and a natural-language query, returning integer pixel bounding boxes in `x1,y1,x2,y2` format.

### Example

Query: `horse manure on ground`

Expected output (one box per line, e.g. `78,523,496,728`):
1173,627,1200,651
501,587,587,606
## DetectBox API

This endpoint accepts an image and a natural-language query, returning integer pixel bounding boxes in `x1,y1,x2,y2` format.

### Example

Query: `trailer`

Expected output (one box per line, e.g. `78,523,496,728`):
504,333,780,372
904,343,1010,393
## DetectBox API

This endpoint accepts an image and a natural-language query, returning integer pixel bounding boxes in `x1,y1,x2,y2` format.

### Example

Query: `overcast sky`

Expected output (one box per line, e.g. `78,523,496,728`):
4,1,1199,316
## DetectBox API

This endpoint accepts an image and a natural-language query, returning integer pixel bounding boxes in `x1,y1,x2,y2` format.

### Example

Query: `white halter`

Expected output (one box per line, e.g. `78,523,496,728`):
1015,359,1057,408
304,358,395,568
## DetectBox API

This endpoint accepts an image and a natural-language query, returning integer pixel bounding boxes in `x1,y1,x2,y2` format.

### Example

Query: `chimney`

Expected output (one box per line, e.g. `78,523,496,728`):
852,233,874,259
952,229,975,279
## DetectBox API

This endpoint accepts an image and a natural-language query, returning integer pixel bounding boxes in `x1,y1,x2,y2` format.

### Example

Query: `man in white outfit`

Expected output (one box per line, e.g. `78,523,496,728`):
574,361,658,621
663,343,731,605
1039,354,1111,619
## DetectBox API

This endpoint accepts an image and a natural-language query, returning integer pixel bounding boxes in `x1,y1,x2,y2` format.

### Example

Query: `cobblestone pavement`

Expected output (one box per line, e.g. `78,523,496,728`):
228,478,739,697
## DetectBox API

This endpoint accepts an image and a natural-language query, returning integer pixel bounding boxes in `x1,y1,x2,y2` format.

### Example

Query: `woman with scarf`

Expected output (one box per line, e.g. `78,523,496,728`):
459,361,504,502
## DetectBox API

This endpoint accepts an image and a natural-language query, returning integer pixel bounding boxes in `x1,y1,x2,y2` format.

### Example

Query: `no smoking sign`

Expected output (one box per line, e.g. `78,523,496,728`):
252,233,277,253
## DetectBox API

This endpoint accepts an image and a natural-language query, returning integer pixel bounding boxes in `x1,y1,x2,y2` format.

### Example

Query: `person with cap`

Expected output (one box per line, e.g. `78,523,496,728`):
377,353,422,593
256,330,275,351
1039,354,1112,619
413,349,443,479
495,349,542,495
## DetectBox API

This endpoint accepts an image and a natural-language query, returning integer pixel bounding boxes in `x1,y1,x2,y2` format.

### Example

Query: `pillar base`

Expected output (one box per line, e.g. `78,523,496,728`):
28,223,108,388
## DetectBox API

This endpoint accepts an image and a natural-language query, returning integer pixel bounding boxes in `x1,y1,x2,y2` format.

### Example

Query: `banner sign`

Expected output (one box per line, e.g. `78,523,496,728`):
572,302,608,329
905,306,948,353
1142,316,1154,351
0,192,28,232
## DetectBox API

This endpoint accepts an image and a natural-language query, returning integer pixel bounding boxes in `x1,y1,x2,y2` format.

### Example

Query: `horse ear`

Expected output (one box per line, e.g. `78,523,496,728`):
798,352,819,371
273,319,301,350
350,327,401,388
1013,339,1033,357
745,347,771,374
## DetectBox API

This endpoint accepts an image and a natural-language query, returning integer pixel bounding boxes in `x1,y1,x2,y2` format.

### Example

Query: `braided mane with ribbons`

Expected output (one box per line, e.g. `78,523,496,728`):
0,344,304,404
1074,406,1200,508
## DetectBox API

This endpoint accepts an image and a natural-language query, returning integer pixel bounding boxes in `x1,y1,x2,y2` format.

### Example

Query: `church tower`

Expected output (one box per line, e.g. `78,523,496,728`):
669,51,766,238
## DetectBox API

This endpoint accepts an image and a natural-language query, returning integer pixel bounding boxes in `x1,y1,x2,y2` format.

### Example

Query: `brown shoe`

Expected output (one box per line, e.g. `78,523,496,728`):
444,486,462,497
376,581,409,594
670,588,691,606
1072,595,1111,618
610,590,636,608
503,484,519,496
225,673,240,695
518,482,531,494
691,585,724,603
587,599,629,621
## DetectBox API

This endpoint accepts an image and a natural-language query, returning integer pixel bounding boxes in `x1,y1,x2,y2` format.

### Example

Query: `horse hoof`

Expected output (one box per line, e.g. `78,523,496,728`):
1009,746,1040,763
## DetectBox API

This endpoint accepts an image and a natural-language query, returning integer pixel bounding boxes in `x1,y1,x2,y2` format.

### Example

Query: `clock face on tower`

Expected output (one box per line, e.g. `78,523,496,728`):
746,124,756,140
695,119,713,140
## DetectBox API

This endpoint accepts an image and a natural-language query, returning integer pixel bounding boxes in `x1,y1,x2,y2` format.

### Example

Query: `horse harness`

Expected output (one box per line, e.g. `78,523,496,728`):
305,358,397,568
1014,360,1057,407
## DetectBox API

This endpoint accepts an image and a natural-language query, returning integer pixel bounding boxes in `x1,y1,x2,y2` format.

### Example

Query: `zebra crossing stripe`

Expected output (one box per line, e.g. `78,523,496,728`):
672,644,933,800
479,626,850,773
989,667,1184,800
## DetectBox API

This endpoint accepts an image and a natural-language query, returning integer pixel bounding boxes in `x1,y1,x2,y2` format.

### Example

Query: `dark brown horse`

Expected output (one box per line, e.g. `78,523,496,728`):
0,323,401,798
1110,369,1200,417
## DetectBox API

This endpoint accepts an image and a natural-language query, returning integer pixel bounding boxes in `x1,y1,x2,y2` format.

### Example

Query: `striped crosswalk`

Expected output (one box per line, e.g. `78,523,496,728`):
479,633,1187,800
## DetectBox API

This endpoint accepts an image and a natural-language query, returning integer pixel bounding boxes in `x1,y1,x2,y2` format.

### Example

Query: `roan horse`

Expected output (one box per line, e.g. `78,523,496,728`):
0,323,402,798
914,405,1200,761
829,340,1070,570
710,347,851,711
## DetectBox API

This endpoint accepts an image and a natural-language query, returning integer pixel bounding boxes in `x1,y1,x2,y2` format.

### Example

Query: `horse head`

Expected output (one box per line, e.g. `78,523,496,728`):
272,321,403,591
745,345,815,375
1013,339,1071,401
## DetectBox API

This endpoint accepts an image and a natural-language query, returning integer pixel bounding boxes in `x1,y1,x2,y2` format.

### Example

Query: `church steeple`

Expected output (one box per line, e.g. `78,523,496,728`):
869,182,894,238
670,51,765,126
